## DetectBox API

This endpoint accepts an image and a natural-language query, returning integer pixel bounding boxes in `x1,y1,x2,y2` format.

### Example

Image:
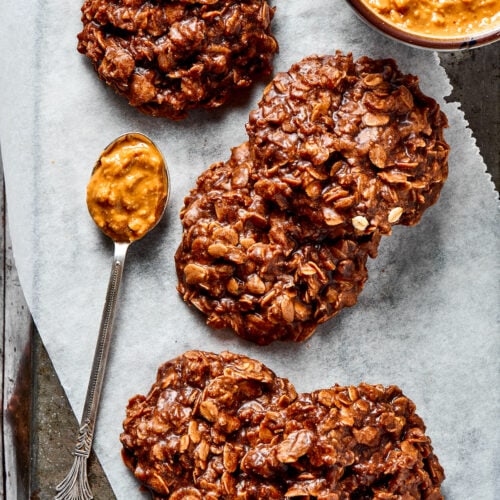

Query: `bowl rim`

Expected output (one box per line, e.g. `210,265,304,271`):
345,0,500,50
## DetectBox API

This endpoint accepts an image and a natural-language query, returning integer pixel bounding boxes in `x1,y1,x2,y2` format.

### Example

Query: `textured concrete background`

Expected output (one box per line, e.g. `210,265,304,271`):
29,45,499,499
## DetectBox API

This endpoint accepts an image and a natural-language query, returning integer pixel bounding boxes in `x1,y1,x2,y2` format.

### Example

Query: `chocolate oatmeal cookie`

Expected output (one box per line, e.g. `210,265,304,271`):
175,53,449,343
246,53,449,236
121,350,445,499
77,0,278,119
175,143,380,344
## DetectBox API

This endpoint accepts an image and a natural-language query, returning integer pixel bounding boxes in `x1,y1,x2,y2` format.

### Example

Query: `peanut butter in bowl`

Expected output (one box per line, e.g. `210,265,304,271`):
347,0,500,49
365,0,500,37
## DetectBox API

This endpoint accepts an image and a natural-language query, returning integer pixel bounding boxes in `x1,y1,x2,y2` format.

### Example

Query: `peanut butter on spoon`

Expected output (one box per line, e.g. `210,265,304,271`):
87,133,169,242
56,132,169,500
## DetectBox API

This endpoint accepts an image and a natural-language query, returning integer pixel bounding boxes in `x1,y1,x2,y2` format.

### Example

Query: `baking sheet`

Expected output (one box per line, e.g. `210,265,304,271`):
1,0,499,498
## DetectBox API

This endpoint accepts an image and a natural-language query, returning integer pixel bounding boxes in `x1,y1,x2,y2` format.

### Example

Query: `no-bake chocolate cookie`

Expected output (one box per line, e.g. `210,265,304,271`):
246,53,449,235
175,142,380,344
121,351,445,499
77,0,278,119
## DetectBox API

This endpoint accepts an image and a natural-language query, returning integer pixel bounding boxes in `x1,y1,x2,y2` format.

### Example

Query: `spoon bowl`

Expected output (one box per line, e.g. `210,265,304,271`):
55,132,169,500
87,132,169,243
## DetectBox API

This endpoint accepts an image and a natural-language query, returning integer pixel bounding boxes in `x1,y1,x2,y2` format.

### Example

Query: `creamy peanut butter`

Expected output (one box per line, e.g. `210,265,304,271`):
363,0,500,37
87,134,168,243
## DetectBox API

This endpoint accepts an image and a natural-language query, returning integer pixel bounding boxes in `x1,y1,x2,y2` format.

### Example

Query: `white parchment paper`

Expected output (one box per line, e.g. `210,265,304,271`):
1,1,499,498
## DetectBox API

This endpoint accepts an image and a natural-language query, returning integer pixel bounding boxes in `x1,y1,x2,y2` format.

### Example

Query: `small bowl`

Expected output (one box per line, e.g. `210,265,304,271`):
345,0,500,50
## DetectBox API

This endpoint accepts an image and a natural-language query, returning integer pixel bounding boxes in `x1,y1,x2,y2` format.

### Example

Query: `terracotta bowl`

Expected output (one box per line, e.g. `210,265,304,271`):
345,0,500,50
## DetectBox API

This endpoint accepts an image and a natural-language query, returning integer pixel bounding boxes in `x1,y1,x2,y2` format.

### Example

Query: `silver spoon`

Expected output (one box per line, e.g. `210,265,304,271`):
55,132,169,500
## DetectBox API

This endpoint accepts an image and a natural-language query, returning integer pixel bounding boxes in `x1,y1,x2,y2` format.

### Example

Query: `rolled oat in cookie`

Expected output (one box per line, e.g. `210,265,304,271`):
121,350,445,499
175,53,449,344
77,0,278,119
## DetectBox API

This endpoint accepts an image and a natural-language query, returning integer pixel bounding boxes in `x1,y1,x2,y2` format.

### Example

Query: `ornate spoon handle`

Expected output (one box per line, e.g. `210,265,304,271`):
55,241,129,500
